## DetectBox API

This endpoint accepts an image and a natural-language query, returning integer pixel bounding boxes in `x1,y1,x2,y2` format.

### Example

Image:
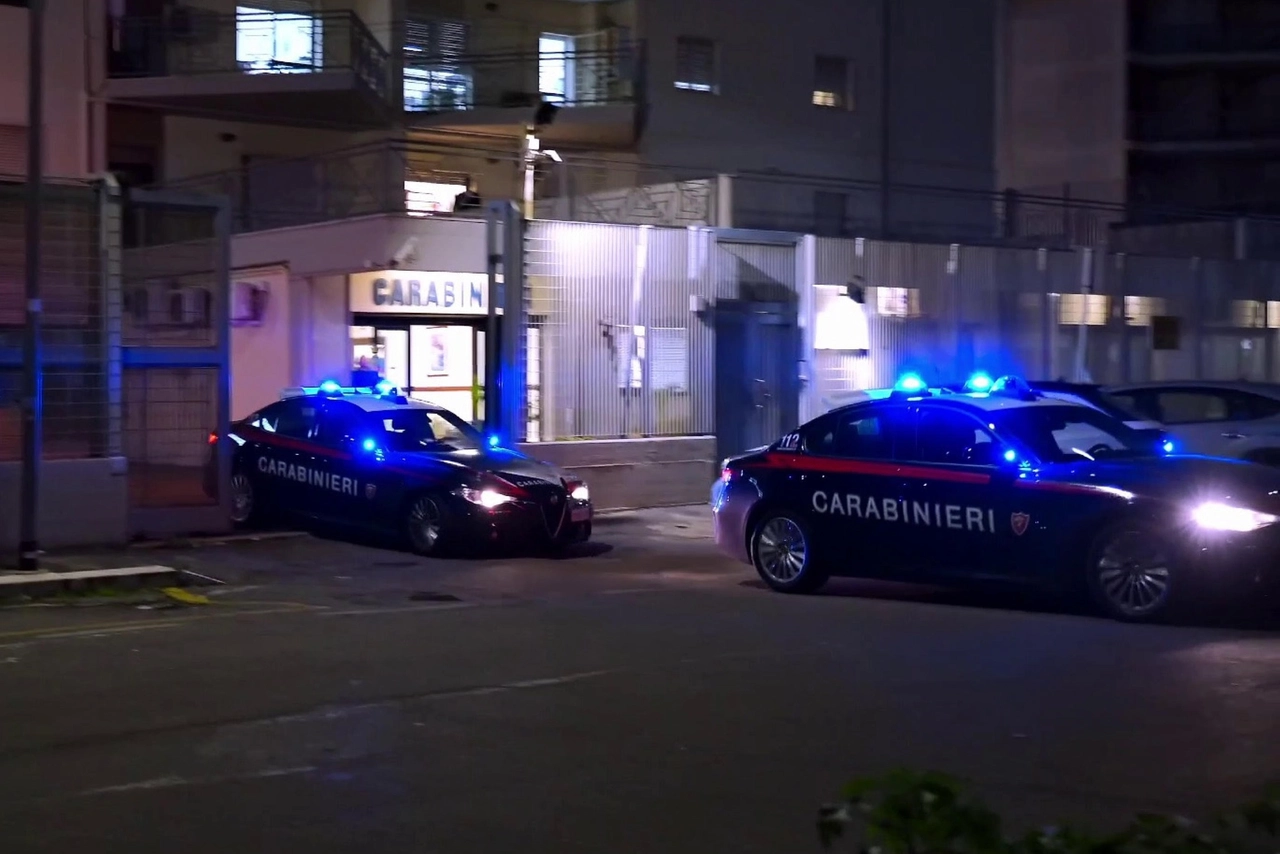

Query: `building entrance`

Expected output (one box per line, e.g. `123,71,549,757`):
351,317,491,423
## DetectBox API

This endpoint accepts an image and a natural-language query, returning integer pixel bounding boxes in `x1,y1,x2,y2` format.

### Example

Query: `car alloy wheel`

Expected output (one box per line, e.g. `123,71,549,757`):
1091,528,1172,620
752,513,826,593
406,495,444,555
229,473,254,524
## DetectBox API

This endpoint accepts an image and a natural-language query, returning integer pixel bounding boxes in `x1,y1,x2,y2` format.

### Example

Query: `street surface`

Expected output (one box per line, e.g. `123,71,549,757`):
2,506,1280,853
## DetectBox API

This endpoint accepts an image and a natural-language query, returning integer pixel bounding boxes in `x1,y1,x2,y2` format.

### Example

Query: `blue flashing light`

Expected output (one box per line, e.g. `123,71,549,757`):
1003,448,1017,463
319,379,341,394
894,372,926,393
966,371,994,392
487,434,500,448
375,380,394,395
361,437,378,452
1162,439,1175,454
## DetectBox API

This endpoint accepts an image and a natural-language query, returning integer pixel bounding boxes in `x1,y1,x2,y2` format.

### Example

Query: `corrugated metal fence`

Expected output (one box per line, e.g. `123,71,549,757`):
524,219,1280,441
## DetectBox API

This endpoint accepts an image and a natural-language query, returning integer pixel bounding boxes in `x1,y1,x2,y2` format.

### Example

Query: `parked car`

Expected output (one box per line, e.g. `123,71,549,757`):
1106,381,1280,465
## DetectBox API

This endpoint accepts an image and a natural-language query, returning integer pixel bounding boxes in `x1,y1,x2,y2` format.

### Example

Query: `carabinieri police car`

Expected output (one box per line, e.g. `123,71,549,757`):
206,381,593,554
712,373,1280,622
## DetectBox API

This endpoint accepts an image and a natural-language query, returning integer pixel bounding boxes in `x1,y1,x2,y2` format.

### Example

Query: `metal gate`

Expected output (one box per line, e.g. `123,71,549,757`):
116,185,231,537
714,300,799,462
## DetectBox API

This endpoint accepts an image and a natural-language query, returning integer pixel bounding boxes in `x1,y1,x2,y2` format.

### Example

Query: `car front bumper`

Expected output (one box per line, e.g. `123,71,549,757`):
1184,523,1280,595
450,494,593,547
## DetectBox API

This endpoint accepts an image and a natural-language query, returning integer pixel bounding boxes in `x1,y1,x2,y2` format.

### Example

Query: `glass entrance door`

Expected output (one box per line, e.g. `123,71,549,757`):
351,321,481,423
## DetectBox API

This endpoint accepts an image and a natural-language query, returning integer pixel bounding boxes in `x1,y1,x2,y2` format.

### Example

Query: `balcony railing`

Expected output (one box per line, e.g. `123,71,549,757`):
108,9,390,100
404,44,639,113
1131,23,1280,55
1129,110,1280,143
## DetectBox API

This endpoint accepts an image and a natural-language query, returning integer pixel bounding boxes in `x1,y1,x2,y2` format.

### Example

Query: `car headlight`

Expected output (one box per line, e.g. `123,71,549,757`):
569,484,589,502
1190,501,1279,532
455,486,516,509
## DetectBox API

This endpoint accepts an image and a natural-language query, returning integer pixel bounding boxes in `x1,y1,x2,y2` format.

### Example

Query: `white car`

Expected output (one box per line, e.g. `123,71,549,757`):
1106,381,1280,465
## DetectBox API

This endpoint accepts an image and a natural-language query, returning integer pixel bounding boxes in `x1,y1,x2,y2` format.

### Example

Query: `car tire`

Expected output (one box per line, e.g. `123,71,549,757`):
1084,519,1178,623
228,470,261,528
750,510,827,594
403,493,449,556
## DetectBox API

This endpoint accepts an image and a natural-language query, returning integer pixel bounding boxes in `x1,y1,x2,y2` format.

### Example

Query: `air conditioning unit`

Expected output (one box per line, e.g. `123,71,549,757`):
231,280,269,326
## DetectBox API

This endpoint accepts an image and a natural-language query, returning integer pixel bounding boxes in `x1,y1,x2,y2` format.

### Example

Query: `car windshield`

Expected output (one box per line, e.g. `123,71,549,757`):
374,408,485,453
991,404,1158,463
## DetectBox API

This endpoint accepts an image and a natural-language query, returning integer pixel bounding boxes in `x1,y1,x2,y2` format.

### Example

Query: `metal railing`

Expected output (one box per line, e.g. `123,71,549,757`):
108,9,390,100
1130,23,1280,55
404,44,640,112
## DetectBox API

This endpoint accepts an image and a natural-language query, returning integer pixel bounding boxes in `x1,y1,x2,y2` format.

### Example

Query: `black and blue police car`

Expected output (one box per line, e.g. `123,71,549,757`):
712,372,1280,622
206,381,593,554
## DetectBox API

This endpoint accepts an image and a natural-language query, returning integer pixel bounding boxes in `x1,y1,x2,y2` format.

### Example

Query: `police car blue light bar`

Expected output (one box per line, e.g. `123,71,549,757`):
896,371,926,391
965,371,993,392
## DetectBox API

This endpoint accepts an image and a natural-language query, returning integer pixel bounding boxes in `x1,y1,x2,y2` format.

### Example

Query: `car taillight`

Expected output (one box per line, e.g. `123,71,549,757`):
208,432,218,445
721,467,732,481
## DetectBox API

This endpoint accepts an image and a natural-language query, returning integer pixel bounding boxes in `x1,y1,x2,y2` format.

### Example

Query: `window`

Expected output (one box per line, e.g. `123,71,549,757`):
235,6,322,74
251,400,318,440
539,33,575,104
1154,390,1231,424
813,55,852,109
374,408,485,452
403,19,472,110
912,409,997,467
1236,391,1280,420
992,406,1158,463
804,407,902,460
675,36,717,92
317,402,364,448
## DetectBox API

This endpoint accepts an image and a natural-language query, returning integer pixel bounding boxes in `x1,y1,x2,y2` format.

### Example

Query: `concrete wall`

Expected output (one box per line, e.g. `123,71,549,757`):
0,0,105,177
0,459,130,551
998,0,1127,201
518,437,715,511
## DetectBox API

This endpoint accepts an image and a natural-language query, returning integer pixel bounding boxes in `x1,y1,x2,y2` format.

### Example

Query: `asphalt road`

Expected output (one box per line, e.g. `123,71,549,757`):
3,506,1280,853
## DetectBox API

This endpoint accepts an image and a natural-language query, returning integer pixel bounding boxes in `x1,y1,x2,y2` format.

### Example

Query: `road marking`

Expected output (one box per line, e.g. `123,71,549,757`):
79,765,317,797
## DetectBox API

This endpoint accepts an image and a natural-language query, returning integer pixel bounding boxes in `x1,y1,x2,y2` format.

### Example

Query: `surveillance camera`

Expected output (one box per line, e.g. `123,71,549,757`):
391,237,418,268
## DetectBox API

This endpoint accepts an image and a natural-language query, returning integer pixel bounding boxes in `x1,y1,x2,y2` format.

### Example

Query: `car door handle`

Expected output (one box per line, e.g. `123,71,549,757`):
1222,432,1247,440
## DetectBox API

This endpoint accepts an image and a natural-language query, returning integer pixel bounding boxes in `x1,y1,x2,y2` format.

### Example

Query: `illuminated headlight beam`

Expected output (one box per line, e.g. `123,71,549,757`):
1190,501,1279,533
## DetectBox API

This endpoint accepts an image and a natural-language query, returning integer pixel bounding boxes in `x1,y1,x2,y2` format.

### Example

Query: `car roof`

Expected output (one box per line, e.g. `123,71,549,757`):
830,391,1080,416
292,393,447,413
1108,380,1280,397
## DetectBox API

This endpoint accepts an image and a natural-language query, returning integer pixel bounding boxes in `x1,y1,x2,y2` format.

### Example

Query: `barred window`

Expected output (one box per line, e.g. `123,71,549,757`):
813,55,852,109
675,36,717,93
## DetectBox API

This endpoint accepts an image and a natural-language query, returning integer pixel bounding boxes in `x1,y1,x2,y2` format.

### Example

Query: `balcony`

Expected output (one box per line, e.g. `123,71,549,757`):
106,9,392,128
1130,24,1280,63
404,42,643,148
1128,110,1280,151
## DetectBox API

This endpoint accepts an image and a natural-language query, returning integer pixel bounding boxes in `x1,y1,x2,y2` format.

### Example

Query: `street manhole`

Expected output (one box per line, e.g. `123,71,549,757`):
408,591,461,603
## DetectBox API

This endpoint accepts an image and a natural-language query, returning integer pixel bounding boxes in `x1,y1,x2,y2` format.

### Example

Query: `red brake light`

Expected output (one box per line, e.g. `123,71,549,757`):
208,432,218,445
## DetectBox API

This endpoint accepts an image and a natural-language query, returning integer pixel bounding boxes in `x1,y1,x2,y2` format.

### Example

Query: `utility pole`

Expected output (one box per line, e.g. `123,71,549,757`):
18,0,44,571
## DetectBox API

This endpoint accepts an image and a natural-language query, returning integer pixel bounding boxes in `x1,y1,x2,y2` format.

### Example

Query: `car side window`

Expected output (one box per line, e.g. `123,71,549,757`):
1229,391,1280,421
803,406,901,461
909,408,998,467
316,402,363,448
270,399,319,440
246,402,284,432
1154,390,1231,424
1107,390,1160,422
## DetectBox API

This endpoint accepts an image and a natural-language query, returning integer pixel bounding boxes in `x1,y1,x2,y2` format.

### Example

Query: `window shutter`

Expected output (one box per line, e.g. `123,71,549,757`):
675,36,715,90
0,125,28,176
405,18,468,62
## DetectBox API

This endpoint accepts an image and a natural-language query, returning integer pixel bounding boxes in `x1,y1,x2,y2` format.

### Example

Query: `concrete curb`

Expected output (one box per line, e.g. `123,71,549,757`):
0,565,183,601
591,503,708,524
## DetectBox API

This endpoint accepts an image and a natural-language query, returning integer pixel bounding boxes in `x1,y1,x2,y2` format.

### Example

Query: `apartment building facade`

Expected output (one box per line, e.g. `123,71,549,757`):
1001,0,1280,218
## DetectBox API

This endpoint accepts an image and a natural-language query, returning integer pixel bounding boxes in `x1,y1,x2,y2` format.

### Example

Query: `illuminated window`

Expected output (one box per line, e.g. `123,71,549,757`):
1058,293,1108,326
538,33,575,104
813,55,852,109
404,19,472,110
1234,299,1270,328
235,6,322,73
405,181,466,215
876,287,921,318
1123,295,1167,327
675,36,717,92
